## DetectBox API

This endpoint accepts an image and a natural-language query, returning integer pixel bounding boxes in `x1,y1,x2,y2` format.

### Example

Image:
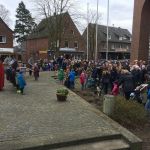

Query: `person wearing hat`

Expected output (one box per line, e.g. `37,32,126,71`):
0,58,4,91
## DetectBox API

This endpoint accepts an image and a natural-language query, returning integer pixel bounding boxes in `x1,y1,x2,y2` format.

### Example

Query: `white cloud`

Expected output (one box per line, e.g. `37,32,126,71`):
0,0,134,33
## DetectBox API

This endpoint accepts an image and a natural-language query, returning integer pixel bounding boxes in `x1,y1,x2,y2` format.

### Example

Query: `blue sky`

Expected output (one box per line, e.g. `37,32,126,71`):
0,0,134,33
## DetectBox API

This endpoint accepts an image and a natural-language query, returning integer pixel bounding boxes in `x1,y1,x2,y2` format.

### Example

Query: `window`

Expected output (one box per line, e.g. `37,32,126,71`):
71,30,74,35
108,35,111,40
119,36,123,40
111,44,115,49
0,36,6,43
64,41,69,47
74,41,78,48
122,36,127,40
127,45,129,50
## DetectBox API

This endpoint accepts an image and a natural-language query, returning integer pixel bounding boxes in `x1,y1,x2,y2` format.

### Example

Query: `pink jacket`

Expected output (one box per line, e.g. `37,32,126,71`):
80,73,86,84
112,83,119,96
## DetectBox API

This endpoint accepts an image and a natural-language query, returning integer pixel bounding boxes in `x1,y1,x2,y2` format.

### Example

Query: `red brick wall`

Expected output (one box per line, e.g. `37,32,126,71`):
0,19,13,48
25,13,86,61
25,38,48,61
60,14,86,52
131,0,150,62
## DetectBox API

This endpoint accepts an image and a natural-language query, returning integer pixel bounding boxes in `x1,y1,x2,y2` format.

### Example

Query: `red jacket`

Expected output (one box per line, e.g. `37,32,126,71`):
0,63,4,90
112,83,119,96
80,73,86,84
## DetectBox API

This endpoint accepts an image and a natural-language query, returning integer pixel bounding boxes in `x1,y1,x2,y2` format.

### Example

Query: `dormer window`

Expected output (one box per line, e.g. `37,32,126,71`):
0,36,6,43
108,35,111,40
119,36,123,40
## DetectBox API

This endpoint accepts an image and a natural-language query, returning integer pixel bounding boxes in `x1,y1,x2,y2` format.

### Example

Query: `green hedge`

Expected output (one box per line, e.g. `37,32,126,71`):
111,96,147,129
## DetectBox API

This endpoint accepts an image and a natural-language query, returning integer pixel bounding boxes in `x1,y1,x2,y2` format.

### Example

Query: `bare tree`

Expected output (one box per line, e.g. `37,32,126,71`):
0,4,11,25
31,0,79,57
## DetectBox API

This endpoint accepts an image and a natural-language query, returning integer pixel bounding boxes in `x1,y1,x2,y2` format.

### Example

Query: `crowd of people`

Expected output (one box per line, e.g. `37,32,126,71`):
0,57,40,94
1,55,150,110
52,56,150,111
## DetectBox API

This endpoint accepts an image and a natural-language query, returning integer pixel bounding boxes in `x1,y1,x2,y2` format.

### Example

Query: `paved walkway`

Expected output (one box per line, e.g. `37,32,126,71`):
0,72,141,150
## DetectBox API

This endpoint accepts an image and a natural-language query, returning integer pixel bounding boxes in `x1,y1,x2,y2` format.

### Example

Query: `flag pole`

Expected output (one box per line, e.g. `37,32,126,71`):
106,0,110,61
87,2,89,61
95,0,99,62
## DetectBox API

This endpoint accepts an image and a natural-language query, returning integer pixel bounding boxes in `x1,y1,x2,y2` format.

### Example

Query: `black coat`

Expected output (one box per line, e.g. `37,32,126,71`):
119,73,135,92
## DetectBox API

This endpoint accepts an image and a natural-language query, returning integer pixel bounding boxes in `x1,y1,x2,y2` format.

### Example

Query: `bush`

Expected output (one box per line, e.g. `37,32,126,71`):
111,96,148,129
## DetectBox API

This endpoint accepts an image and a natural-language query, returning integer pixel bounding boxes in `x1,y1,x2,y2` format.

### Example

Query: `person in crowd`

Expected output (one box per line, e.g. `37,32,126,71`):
119,69,135,100
69,69,76,89
145,85,150,111
80,70,86,90
111,80,119,96
17,71,26,95
0,58,4,91
33,63,39,80
101,70,110,94
140,65,147,83
58,68,65,84
29,65,33,76
110,66,119,89
131,65,141,86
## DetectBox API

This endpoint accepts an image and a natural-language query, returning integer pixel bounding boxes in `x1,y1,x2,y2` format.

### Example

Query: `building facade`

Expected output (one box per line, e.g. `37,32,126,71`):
83,24,131,60
0,18,13,60
25,12,86,62
131,0,150,62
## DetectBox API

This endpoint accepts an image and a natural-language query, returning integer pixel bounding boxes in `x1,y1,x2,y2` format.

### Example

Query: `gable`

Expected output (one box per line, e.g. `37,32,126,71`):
27,12,82,40
0,18,13,34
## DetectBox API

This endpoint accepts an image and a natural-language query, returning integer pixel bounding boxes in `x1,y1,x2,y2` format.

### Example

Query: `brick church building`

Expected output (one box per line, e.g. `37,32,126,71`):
131,0,150,62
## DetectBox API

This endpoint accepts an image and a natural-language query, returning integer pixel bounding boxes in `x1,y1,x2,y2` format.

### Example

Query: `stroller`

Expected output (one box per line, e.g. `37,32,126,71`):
130,84,148,103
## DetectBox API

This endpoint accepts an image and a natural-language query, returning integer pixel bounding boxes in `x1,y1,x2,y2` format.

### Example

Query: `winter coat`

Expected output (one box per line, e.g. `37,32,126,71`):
110,68,118,83
0,63,4,90
112,83,119,96
69,71,75,82
34,66,39,78
101,71,110,84
80,73,86,84
119,73,135,92
17,73,26,89
58,69,64,81
91,68,98,79
131,69,141,85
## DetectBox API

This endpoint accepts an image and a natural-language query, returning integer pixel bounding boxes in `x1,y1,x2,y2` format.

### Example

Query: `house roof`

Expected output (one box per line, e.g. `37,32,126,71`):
83,23,131,43
0,17,13,33
27,12,71,40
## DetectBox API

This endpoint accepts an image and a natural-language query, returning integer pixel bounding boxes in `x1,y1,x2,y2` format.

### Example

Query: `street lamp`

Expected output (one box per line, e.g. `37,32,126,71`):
106,0,110,61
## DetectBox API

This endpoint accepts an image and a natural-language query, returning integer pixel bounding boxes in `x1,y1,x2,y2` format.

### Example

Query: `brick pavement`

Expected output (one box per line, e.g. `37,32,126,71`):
0,72,142,150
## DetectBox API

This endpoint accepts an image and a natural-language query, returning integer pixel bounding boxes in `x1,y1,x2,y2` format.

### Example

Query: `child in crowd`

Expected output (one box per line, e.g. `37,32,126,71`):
58,68,64,84
33,63,39,80
111,80,119,96
17,71,26,95
80,70,86,90
69,69,75,89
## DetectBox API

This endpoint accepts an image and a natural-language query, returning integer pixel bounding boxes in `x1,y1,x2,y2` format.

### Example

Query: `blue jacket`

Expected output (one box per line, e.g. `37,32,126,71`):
69,71,75,82
17,73,26,89
147,89,150,99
